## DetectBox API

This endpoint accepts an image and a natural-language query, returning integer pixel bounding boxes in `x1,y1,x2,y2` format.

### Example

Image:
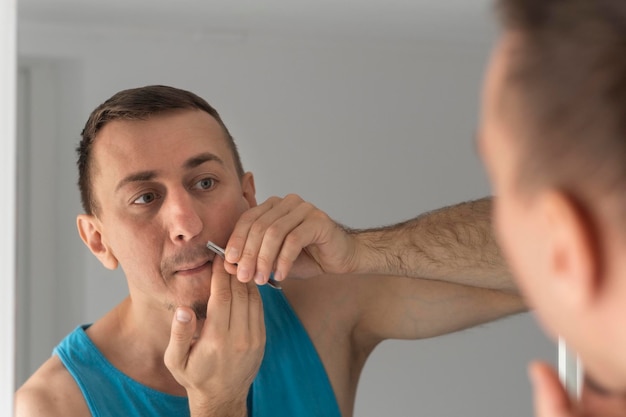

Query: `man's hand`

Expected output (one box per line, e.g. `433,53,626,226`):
531,362,579,417
164,257,265,417
223,194,359,285
531,361,626,417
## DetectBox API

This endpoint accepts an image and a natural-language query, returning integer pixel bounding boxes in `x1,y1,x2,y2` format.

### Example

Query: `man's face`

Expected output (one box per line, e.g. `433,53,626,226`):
87,109,255,318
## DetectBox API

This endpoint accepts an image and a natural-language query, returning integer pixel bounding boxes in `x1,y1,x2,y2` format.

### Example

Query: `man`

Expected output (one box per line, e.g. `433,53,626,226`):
477,0,626,415
15,85,523,417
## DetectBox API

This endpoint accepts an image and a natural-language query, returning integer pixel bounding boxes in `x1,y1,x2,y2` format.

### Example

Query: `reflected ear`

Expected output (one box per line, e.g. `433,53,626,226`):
540,190,599,306
241,172,257,208
76,214,119,270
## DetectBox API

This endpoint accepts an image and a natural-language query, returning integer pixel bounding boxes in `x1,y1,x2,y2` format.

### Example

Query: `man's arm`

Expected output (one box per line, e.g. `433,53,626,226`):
349,197,515,292
224,195,515,293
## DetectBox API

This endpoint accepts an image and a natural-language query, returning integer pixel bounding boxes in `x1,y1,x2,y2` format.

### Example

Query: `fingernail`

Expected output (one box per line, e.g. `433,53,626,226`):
226,247,239,262
273,271,283,282
238,268,250,282
176,308,192,323
254,272,265,285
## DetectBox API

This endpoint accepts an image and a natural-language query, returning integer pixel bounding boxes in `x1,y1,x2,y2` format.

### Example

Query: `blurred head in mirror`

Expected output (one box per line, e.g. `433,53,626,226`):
478,0,626,398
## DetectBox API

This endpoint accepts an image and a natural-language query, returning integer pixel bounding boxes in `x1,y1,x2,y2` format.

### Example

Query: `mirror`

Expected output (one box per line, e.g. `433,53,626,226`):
15,1,556,415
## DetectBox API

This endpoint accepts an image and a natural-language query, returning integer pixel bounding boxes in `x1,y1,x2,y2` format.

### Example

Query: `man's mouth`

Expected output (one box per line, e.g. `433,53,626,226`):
175,257,213,275
161,245,219,279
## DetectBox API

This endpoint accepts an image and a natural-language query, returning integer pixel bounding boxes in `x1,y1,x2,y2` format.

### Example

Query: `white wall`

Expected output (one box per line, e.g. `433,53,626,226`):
15,60,85,386
1,0,16,415
17,21,556,416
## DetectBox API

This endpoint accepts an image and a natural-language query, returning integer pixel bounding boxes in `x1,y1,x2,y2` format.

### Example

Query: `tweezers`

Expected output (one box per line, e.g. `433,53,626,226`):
206,241,282,290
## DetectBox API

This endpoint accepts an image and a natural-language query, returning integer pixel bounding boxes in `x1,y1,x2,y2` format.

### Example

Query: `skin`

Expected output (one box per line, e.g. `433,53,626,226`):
15,108,525,417
479,32,626,416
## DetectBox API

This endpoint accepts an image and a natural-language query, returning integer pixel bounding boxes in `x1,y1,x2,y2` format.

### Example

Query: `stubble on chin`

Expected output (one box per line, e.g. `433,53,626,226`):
191,301,208,320
165,300,208,320
160,245,214,320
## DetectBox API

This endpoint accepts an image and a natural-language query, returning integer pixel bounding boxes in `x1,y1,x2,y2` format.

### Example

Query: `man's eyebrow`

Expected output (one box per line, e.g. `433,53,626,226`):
115,153,226,192
116,171,158,192
184,152,225,170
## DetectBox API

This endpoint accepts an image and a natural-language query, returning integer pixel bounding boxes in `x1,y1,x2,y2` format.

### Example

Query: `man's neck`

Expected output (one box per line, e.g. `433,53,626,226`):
85,297,189,396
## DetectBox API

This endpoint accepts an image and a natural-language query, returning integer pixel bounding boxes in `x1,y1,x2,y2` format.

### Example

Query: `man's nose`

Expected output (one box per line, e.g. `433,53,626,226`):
163,190,203,243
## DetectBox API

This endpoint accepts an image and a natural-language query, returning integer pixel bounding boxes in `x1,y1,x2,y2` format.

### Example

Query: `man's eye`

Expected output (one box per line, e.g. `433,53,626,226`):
133,193,157,205
194,178,215,190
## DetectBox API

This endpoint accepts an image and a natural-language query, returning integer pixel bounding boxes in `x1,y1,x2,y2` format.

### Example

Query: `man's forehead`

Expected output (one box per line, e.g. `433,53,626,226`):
91,111,233,178
95,110,227,152
98,109,225,140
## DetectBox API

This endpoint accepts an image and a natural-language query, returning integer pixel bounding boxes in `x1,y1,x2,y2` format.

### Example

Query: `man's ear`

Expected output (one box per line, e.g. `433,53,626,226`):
539,190,600,307
76,214,119,270
241,172,257,208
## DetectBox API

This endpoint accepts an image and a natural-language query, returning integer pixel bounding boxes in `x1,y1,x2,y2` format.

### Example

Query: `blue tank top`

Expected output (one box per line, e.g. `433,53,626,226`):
53,285,341,417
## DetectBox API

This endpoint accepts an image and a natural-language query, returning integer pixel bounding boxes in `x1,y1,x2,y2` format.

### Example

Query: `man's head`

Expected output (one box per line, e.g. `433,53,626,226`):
479,0,626,392
75,85,256,320
77,85,245,216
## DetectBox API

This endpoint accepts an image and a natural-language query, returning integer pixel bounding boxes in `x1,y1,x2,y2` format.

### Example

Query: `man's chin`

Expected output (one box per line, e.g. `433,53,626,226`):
191,301,208,320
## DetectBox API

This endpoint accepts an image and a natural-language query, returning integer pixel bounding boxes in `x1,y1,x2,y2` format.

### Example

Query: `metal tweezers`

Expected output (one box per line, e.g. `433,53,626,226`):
206,241,282,290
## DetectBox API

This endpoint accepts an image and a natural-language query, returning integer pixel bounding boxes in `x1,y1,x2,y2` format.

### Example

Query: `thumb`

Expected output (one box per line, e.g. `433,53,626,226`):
530,361,576,417
164,307,196,374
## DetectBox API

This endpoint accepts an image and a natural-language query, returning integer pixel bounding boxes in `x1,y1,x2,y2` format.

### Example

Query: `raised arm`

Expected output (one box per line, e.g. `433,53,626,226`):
349,197,515,292
224,195,515,294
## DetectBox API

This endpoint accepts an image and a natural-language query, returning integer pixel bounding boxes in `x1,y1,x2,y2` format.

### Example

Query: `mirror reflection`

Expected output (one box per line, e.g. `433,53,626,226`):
16,1,555,416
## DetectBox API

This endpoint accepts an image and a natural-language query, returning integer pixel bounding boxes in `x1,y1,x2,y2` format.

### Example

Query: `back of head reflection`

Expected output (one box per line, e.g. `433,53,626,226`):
478,0,626,412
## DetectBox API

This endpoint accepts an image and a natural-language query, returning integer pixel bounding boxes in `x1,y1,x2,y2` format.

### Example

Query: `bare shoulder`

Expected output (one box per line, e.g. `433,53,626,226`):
280,275,362,339
280,273,396,348
15,355,89,417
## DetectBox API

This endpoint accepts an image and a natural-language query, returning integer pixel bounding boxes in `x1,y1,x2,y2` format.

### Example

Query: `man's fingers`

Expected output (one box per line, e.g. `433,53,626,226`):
237,280,265,359
228,276,251,338
227,195,325,284
530,361,576,417
230,196,303,283
163,306,196,374
227,274,264,350
225,197,282,267
255,201,321,282
248,281,266,346
206,257,233,334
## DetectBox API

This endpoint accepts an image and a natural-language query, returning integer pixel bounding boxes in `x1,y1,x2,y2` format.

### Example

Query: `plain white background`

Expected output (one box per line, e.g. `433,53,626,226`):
1,0,16,415
14,6,557,416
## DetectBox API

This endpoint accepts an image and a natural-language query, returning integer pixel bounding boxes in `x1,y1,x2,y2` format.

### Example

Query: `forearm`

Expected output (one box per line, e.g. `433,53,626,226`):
350,197,516,292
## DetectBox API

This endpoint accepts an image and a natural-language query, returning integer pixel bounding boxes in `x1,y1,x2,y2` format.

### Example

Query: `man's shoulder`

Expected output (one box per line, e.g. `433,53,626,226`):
14,355,89,417
279,274,364,334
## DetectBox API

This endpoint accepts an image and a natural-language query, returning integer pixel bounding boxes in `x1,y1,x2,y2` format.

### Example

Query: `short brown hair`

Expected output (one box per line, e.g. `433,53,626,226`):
495,0,626,210
77,85,245,215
